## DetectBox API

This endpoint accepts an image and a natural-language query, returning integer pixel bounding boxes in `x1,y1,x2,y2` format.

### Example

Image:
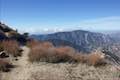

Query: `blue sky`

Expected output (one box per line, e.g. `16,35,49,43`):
0,0,120,34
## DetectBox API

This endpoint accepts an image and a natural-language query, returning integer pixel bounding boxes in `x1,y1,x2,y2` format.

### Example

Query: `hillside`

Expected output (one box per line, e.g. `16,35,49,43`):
109,32,120,42
31,30,114,53
0,22,27,44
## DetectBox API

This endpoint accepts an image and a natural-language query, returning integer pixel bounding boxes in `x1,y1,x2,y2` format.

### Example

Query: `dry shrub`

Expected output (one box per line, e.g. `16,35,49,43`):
86,51,106,66
0,72,2,80
28,40,107,66
73,51,106,66
27,40,55,62
72,50,107,66
54,46,76,62
41,41,54,48
29,45,48,62
73,53,87,63
0,59,14,72
27,39,41,48
28,44,76,63
27,39,54,49
0,40,21,57
0,44,4,52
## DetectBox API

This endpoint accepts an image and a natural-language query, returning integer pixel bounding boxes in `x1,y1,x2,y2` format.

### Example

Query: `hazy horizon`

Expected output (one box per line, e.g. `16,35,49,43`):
1,0,120,34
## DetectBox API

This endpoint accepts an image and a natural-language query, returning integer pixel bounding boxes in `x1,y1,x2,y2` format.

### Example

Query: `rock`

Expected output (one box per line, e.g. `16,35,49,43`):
0,51,9,58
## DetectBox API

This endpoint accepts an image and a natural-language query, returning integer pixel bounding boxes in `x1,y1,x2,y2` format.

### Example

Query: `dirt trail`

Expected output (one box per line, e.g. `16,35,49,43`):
1,46,31,80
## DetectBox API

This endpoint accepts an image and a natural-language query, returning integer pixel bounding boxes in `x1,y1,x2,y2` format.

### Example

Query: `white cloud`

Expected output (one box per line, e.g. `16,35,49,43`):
4,16,120,34
78,16,120,31
18,27,65,34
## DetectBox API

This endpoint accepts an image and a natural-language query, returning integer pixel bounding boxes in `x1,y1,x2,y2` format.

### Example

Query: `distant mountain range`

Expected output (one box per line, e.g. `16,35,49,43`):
31,30,116,53
1,22,119,53
109,32,120,42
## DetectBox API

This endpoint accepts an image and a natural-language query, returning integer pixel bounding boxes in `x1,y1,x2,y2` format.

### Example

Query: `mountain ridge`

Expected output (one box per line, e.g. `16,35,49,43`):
30,30,115,53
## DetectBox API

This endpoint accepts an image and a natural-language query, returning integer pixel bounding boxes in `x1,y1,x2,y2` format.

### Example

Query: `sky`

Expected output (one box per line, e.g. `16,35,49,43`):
0,0,120,34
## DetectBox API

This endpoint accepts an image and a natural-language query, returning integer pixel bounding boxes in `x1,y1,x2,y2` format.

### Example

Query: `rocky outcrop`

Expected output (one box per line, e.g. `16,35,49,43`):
0,22,27,44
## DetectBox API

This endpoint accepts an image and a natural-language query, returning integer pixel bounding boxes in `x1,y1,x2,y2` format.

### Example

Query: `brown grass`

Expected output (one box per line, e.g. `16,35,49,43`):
0,40,21,57
0,59,14,72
